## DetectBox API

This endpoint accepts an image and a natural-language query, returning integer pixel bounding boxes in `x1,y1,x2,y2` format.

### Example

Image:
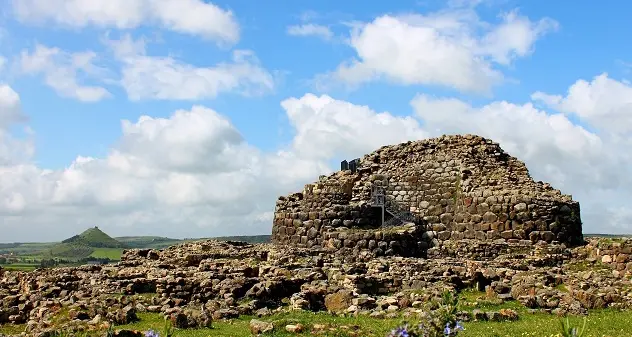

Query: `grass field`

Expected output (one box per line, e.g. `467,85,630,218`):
116,310,632,337
5,308,624,337
89,248,123,260
1,289,631,337
0,263,38,271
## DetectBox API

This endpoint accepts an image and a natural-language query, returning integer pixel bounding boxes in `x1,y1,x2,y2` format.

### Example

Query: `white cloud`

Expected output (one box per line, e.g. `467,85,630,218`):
107,35,276,100
287,24,333,40
19,44,112,102
478,10,558,65
532,73,632,135
11,0,239,44
0,85,26,128
0,85,34,167
318,8,556,93
281,93,428,160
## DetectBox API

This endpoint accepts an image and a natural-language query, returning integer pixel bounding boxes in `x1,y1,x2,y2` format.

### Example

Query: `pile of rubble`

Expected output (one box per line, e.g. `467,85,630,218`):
1,238,631,336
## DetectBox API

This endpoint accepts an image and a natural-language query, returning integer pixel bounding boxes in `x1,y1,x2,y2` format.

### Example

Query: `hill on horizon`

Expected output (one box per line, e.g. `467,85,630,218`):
62,226,125,248
45,227,126,259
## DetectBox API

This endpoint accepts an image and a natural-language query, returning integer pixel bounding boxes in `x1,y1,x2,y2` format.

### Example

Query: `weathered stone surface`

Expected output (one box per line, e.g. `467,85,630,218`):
250,319,274,334
272,134,583,256
1,237,632,336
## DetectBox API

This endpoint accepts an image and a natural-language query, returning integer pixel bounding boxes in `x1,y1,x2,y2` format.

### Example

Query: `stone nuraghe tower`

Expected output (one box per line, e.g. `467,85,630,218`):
271,134,583,258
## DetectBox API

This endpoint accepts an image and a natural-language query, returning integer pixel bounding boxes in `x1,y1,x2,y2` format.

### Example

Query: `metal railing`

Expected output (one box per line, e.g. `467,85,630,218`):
371,183,417,227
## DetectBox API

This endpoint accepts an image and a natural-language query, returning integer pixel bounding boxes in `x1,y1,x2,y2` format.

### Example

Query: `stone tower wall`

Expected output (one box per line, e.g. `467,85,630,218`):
271,134,583,257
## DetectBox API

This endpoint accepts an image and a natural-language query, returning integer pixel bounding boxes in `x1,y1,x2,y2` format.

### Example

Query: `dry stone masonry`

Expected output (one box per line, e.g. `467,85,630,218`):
2,238,632,336
272,134,583,258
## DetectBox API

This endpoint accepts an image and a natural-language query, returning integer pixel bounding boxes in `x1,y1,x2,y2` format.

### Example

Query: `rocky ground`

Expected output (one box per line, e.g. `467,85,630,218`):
0,238,631,336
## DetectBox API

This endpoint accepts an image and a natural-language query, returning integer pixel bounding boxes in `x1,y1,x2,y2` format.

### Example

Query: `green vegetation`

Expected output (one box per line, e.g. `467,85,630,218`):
43,227,125,261
3,309,631,337
1,286,631,336
0,229,271,270
62,227,125,248
0,263,38,271
89,247,124,260
47,242,95,258
462,309,631,337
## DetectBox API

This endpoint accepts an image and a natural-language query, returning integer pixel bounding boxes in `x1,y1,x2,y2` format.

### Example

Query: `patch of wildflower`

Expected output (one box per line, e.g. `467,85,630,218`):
145,329,160,337
388,291,465,337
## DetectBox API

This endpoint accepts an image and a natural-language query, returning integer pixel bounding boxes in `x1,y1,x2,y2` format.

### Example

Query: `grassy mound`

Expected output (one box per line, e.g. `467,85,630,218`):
62,227,125,248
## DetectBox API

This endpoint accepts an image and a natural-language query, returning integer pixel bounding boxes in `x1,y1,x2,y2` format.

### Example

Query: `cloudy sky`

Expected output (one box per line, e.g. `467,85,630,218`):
0,0,631,242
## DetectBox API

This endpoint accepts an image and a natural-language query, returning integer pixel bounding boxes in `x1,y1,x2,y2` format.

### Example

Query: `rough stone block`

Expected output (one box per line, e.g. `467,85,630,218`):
437,231,451,240
541,231,555,242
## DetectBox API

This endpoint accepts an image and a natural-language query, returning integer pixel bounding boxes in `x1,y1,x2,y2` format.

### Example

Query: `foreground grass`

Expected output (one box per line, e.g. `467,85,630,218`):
117,309,632,337
3,309,629,337
462,310,632,337
118,311,400,337
1,288,631,336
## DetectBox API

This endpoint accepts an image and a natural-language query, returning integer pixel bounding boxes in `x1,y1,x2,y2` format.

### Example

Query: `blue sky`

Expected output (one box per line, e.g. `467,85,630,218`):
1,0,631,241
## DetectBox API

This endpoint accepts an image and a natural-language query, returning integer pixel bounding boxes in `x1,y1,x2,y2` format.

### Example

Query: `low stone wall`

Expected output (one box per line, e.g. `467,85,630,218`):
428,239,572,264
576,238,632,276
321,223,429,261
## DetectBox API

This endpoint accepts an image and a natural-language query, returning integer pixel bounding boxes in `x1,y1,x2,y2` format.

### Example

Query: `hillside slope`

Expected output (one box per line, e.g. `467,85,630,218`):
62,227,124,248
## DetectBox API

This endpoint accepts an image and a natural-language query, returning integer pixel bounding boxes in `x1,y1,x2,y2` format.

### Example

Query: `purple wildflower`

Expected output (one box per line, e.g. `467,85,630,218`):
145,330,160,337
389,325,410,337
444,323,452,336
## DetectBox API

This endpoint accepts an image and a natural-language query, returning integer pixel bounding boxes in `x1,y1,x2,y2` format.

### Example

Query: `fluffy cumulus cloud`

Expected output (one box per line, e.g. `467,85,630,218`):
19,44,112,102
281,94,427,160
10,0,239,44
531,73,632,135
15,35,276,102
106,34,276,101
0,87,428,241
318,8,557,93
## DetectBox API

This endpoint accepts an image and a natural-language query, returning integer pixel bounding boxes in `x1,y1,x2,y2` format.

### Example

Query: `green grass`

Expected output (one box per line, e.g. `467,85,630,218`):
90,248,123,260
6,309,627,337
0,242,56,255
2,293,632,337
457,289,524,312
116,311,400,337
462,309,632,337
0,263,38,271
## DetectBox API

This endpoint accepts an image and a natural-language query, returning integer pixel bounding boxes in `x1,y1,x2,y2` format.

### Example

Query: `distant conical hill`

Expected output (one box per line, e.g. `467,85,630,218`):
61,226,124,248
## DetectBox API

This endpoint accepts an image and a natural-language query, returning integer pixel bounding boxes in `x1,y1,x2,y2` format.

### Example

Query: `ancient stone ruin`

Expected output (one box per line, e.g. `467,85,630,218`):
5,134,621,337
272,134,583,258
